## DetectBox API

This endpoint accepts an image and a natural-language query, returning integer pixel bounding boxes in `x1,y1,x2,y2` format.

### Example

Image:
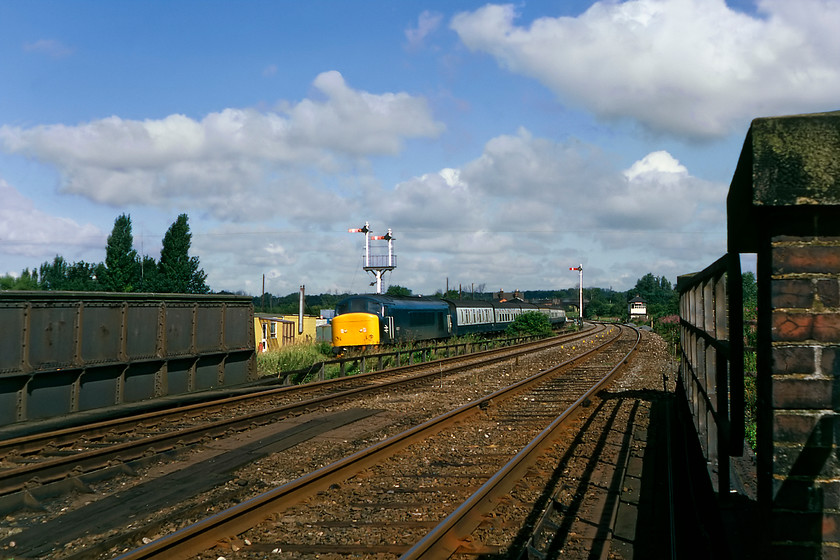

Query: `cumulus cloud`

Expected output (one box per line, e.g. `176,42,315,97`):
0,72,444,215
381,129,723,238
0,179,103,258
451,0,840,139
364,129,726,293
405,11,444,50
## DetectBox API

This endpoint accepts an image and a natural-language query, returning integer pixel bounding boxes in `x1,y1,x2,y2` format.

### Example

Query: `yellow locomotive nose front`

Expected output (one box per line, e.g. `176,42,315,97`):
331,312,380,348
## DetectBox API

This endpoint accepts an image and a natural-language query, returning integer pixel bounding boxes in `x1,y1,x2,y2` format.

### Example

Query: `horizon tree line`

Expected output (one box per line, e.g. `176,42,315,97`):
2,213,209,294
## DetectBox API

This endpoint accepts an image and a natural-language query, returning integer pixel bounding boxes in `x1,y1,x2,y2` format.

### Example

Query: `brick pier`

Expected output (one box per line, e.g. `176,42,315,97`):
729,111,840,558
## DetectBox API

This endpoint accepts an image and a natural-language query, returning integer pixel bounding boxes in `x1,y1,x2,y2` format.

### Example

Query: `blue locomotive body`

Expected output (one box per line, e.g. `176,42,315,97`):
332,294,566,348
334,294,451,345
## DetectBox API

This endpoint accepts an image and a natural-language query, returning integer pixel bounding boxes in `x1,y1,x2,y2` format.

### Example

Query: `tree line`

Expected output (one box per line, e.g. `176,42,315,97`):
254,273,679,322
1,213,209,294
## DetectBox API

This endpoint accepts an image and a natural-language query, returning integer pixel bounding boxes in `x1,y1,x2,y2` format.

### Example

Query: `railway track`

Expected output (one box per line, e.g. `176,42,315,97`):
0,326,604,515
0,325,620,558
104,324,641,560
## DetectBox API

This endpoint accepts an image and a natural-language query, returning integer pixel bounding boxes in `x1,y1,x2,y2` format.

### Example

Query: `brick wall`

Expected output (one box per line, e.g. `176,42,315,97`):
769,234,840,559
728,111,840,559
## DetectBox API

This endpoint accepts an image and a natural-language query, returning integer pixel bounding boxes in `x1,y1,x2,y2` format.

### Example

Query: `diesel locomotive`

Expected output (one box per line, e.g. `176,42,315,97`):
331,294,566,349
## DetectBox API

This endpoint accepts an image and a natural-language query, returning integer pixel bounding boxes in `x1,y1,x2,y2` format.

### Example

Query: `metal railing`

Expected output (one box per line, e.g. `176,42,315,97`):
277,334,545,384
677,253,744,496
362,254,397,269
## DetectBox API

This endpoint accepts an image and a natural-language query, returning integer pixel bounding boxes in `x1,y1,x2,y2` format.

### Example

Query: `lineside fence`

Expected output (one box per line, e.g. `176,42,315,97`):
677,253,744,497
277,333,552,384
0,291,255,427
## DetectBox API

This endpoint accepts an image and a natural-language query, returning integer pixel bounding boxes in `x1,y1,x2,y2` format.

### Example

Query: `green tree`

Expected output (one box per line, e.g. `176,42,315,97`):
137,255,160,293
742,271,757,320
506,311,554,338
64,261,103,291
742,270,758,450
102,213,139,292
386,285,412,297
0,268,40,290
627,272,678,318
39,255,69,290
584,287,627,319
156,214,209,293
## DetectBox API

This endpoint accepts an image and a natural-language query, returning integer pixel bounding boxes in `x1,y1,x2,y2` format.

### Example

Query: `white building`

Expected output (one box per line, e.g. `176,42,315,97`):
628,296,647,319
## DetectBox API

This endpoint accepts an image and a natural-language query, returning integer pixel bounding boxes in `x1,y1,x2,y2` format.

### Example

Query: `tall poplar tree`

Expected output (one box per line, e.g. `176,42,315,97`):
103,213,139,292
157,214,209,293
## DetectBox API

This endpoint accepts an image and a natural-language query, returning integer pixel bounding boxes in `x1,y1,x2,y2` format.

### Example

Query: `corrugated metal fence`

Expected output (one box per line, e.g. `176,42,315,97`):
0,291,255,426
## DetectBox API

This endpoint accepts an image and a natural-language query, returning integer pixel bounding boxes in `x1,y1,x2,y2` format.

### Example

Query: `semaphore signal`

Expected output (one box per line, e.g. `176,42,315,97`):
570,264,583,325
349,221,397,294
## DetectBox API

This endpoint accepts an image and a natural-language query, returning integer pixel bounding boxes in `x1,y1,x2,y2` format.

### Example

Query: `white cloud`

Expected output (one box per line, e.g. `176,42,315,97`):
0,179,103,258
351,129,726,295
451,0,840,139
0,122,725,296
623,150,686,180
0,72,444,217
405,11,444,50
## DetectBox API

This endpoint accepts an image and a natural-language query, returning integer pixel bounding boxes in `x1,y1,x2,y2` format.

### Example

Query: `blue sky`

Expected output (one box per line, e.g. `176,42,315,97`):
1,0,839,296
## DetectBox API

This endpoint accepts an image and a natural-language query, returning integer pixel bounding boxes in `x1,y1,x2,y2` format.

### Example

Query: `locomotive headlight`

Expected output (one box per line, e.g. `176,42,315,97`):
360,328,367,332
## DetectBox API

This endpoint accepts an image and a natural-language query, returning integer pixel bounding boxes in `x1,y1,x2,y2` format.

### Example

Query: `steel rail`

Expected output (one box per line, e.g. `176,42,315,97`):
400,324,641,559
113,325,624,560
0,324,601,456
0,325,606,498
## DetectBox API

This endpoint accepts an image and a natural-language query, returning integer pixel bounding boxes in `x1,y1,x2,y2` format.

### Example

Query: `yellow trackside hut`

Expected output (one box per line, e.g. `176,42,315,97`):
255,315,294,352
255,314,320,352
279,314,318,343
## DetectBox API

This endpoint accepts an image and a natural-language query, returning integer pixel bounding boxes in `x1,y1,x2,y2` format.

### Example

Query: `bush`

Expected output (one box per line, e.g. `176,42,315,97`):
506,312,554,338
257,342,333,376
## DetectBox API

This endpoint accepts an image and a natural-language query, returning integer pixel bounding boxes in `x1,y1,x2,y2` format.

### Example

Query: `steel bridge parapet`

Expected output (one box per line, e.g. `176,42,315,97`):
0,291,255,427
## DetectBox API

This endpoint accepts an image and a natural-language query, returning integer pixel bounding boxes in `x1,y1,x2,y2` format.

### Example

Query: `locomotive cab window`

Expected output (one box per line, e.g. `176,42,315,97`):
337,299,381,315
